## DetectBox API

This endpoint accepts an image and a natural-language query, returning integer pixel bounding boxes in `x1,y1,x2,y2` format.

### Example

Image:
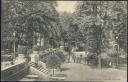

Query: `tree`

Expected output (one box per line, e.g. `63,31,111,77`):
46,54,61,75
72,1,127,68
55,51,66,63
59,12,78,62
2,0,61,49
110,1,127,52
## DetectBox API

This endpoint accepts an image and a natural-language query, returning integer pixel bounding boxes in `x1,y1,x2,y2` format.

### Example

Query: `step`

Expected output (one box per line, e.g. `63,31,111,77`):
25,75,38,79
43,70,49,74
33,66,49,74
19,77,37,81
41,69,46,72
40,67,45,70
37,66,41,69
43,69,48,73
39,68,48,74
44,71,49,74
38,67,44,70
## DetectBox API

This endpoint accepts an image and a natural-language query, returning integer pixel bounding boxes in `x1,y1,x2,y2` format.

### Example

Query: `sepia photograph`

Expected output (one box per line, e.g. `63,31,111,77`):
1,0,127,82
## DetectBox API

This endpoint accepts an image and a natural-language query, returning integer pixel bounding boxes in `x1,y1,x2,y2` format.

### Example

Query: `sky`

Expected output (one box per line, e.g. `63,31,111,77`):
56,1,77,13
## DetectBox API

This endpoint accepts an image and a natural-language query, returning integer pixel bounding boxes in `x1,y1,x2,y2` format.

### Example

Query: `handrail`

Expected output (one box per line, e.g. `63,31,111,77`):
1,62,28,81
5,65,28,80
1,62,25,71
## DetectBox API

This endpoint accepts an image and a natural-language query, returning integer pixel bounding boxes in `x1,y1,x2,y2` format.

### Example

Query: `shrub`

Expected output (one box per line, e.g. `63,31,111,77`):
87,53,98,66
101,59,110,67
28,49,33,54
18,45,27,54
33,45,40,51
1,55,12,61
64,46,69,52
39,46,45,51
55,51,66,63
46,54,61,69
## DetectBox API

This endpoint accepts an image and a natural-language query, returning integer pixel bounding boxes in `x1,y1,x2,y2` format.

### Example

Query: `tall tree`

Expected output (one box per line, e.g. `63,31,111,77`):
73,1,127,68
2,0,61,49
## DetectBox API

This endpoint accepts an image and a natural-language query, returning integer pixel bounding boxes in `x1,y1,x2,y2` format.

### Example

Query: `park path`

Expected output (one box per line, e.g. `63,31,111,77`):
60,63,127,82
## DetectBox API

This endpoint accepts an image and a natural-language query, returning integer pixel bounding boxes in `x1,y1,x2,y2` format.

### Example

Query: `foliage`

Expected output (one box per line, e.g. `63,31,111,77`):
2,0,61,48
87,53,98,65
110,1,127,52
55,51,66,63
33,45,40,51
69,1,127,67
18,45,27,54
1,55,13,62
46,54,61,69
27,49,33,54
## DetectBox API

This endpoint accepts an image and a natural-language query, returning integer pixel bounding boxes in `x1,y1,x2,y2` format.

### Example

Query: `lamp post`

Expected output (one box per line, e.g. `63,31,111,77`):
115,36,119,68
13,31,16,60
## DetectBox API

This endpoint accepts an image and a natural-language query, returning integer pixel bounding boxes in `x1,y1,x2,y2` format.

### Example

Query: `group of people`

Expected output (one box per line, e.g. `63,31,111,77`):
72,54,83,63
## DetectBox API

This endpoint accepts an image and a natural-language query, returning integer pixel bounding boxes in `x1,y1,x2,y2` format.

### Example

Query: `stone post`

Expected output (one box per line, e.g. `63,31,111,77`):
30,51,39,66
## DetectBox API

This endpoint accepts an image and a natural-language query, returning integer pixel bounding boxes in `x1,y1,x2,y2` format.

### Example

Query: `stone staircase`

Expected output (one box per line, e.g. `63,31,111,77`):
29,62,50,75
28,61,50,80
36,65,50,75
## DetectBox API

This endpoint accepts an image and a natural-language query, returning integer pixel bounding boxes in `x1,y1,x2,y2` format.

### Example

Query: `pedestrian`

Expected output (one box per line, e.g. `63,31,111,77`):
76,57,79,63
80,55,82,64
109,61,112,67
72,55,76,63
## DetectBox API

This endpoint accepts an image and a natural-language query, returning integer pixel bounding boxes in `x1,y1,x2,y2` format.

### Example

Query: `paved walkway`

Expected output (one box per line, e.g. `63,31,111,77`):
59,63,127,82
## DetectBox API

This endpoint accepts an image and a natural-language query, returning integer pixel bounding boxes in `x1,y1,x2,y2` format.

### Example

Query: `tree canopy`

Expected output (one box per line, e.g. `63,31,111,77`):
2,0,61,48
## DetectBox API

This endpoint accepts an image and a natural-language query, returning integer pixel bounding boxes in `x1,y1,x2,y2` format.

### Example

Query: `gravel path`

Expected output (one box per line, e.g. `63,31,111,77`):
60,63,127,82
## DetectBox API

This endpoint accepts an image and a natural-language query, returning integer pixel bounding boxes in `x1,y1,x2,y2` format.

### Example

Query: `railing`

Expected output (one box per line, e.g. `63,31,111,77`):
1,62,29,81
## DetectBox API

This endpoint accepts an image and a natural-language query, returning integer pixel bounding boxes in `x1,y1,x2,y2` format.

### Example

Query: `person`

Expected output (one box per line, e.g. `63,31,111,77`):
84,57,87,64
76,56,79,63
109,61,112,67
78,57,81,63
80,55,83,63
72,55,76,63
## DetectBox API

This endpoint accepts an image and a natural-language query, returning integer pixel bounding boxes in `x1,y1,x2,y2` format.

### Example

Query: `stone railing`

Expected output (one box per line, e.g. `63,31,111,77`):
1,62,29,81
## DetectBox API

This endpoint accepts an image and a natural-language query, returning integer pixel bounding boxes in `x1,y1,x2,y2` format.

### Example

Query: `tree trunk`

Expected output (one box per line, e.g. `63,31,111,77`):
68,42,71,62
33,32,35,46
98,56,101,68
39,34,42,47
53,68,54,75
64,41,65,50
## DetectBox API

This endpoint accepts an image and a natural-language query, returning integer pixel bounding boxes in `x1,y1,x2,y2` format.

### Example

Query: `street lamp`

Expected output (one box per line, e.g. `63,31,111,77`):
115,36,119,68
13,31,16,60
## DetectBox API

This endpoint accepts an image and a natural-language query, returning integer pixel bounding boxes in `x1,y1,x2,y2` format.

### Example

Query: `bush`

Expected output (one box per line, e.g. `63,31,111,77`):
64,46,71,52
39,46,45,51
46,54,61,69
101,59,110,67
87,54,98,66
1,55,12,61
55,51,66,63
33,45,40,51
28,49,33,54
18,45,27,54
